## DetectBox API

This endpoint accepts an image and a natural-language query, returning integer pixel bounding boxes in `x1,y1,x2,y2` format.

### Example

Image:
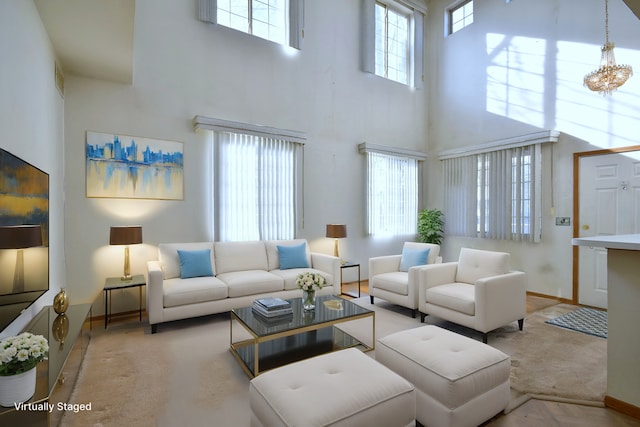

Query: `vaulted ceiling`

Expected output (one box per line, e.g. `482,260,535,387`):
34,0,134,84
34,0,638,86
623,0,640,19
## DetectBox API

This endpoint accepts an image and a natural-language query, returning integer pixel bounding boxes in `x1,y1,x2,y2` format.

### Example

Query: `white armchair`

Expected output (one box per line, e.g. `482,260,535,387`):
418,248,526,343
369,242,442,318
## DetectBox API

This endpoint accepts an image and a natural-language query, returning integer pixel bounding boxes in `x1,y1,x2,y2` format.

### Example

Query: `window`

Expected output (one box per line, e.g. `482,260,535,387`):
217,0,286,44
375,2,410,85
197,0,303,49
362,0,425,88
193,116,305,242
442,144,542,242
360,144,425,236
216,132,301,241
447,0,473,35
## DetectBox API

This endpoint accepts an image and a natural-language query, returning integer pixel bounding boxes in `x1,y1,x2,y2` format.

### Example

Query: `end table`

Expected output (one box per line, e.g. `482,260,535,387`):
340,262,361,298
104,274,146,329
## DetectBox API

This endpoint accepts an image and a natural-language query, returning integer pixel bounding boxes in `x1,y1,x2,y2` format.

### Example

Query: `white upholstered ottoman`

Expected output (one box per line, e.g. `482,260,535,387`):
249,348,416,427
376,325,510,427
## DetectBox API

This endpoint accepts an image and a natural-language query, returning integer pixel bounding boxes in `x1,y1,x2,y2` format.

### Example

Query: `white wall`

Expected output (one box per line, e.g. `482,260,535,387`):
63,0,428,315
425,0,640,299
0,1,65,337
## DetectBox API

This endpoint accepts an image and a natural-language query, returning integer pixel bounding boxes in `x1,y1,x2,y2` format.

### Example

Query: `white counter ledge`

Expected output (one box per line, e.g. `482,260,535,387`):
572,234,640,416
572,234,640,251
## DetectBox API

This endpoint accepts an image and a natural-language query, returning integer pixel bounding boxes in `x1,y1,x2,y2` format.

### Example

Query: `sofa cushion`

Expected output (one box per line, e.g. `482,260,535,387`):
158,242,215,280
214,241,268,275
270,268,334,290
217,270,284,297
426,282,475,315
456,248,510,284
399,246,430,272
265,239,311,271
163,276,228,308
403,242,441,265
178,249,214,279
277,243,310,269
371,272,408,296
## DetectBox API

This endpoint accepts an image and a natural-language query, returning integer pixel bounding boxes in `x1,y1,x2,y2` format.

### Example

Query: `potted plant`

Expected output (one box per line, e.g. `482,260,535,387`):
0,332,48,406
417,209,444,245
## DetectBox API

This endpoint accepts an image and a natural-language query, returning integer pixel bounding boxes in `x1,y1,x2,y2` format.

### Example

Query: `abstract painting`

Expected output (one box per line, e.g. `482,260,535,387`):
86,131,184,200
0,148,49,235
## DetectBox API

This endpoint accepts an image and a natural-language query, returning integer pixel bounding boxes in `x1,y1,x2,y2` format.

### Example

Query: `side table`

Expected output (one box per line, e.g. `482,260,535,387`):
104,274,146,329
340,262,361,298
0,304,91,426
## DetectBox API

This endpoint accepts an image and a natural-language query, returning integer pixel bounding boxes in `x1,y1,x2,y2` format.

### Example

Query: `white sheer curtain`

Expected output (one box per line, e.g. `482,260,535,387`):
217,132,299,241
366,151,418,236
443,155,477,237
443,144,541,242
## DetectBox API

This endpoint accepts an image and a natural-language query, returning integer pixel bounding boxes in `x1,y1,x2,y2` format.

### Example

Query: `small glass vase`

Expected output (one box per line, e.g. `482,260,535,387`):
302,290,316,311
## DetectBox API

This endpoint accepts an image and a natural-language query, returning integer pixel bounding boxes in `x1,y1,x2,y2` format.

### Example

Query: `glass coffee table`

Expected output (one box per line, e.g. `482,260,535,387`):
230,295,375,378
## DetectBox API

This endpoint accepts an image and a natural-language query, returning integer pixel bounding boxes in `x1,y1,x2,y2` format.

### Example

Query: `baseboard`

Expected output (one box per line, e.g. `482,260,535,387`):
526,291,572,305
605,395,640,420
90,309,147,323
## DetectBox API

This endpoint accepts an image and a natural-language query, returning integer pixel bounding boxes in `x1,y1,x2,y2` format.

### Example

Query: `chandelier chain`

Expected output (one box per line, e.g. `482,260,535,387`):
605,0,609,43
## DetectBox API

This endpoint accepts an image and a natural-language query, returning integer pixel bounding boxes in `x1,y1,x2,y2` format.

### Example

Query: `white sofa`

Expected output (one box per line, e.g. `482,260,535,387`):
146,239,340,333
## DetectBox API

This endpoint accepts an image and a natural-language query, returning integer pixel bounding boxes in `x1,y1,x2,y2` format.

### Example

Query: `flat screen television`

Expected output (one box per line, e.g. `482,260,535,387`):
0,147,49,333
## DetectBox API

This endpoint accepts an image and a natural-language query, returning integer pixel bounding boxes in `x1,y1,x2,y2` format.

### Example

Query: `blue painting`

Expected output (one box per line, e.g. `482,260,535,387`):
86,132,184,200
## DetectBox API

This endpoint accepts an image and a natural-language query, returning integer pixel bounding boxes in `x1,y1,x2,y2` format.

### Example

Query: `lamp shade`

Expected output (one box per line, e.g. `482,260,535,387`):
109,226,143,245
326,224,347,239
0,225,43,249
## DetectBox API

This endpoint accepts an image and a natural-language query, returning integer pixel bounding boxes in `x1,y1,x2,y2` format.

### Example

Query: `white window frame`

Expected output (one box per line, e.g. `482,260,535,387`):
198,0,304,49
375,1,411,85
445,0,473,37
193,116,305,241
359,143,426,237
362,0,425,89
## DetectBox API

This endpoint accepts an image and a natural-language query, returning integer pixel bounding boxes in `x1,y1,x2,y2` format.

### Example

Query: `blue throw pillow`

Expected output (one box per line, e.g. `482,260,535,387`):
399,247,430,272
277,243,310,270
177,249,214,279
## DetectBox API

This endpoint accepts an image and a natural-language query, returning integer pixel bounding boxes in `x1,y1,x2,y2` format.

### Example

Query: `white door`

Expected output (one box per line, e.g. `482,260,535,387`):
579,152,640,308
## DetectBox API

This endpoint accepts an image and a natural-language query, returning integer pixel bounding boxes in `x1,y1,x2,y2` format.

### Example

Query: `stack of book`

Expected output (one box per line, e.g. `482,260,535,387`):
252,297,293,321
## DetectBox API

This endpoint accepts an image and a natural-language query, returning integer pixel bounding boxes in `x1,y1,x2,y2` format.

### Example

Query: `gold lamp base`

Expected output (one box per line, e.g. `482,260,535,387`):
121,245,132,281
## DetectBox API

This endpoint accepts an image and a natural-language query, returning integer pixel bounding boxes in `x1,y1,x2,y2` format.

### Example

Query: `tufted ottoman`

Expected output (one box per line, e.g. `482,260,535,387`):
376,325,510,427
249,348,416,427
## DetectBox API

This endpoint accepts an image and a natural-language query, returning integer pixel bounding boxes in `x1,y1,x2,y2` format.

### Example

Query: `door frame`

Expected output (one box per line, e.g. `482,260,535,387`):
572,145,640,305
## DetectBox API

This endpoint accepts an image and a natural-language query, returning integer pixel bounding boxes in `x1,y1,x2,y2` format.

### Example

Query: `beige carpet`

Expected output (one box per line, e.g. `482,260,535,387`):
60,298,606,426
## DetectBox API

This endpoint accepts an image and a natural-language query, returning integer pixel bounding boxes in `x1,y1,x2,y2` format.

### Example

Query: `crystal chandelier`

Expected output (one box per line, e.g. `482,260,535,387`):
583,0,633,95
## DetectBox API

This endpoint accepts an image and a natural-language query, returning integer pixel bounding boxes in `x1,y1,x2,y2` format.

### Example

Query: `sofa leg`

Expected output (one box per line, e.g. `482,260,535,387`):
151,324,157,334
369,295,374,304
420,312,427,323
411,309,417,319
518,318,524,331
482,333,488,344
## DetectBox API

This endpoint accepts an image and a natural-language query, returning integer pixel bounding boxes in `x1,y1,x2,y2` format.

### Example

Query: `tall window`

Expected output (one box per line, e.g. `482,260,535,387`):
447,0,473,35
443,144,541,241
215,132,301,241
375,2,410,85
217,0,286,44
197,0,303,49
360,144,424,236
362,0,424,88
